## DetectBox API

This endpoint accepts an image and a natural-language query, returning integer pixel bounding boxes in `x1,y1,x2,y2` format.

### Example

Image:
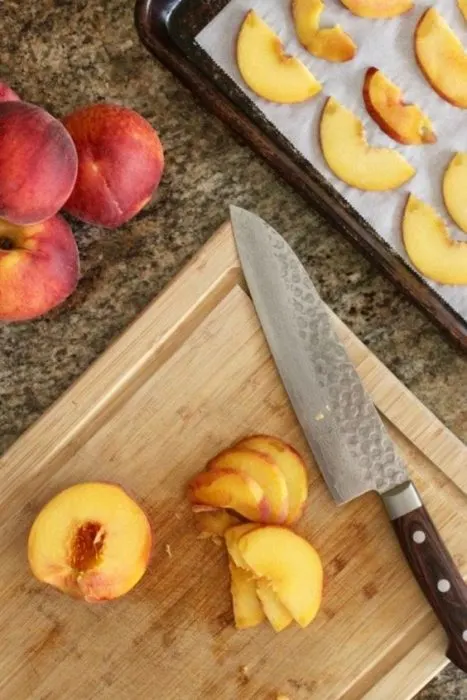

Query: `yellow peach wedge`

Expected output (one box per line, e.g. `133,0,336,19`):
402,195,467,285
292,0,356,62
28,482,152,602
207,447,289,524
320,97,415,191
443,153,467,232
339,0,413,18
415,8,467,109
363,68,436,145
236,10,321,103
238,527,323,628
193,508,241,538
189,469,270,522
256,579,294,632
229,558,265,629
235,435,308,524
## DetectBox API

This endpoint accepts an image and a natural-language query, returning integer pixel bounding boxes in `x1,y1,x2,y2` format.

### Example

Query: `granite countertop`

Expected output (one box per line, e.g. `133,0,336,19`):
1,0,466,697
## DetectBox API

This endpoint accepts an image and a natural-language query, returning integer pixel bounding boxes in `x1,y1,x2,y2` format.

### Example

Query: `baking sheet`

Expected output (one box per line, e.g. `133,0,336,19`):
196,0,467,320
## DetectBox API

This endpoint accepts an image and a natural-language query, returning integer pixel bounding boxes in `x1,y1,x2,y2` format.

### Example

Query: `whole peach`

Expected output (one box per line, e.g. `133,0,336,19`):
0,81,20,102
62,104,164,228
0,102,78,225
0,215,79,322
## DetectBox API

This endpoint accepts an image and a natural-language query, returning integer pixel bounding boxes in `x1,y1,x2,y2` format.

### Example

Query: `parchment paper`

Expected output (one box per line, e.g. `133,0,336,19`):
196,0,467,321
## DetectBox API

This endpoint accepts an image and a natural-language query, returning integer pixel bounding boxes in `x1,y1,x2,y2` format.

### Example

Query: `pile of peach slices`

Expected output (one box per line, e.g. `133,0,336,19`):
236,6,467,286
188,435,323,632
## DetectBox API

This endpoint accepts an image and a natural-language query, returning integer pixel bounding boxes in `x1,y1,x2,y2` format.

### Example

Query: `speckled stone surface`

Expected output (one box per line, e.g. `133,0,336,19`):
0,0,466,696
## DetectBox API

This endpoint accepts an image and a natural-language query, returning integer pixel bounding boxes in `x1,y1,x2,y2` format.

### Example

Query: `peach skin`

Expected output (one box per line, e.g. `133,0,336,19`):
62,104,164,228
189,469,270,522
0,81,20,102
0,102,77,225
28,482,152,602
0,215,79,322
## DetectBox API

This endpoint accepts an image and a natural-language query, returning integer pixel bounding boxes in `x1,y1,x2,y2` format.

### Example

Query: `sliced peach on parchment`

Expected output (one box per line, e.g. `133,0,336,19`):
229,558,265,629
238,527,323,628
339,0,413,18
292,0,356,62
402,195,467,285
320,97,415,191
236,10,322,104
189,470,270,523
256,579,294,632
28,482,152,602
193,509,242,538
443,153,467,233
363,68,436,145
235,436,308,524
207,448,288,524
415,8,467,109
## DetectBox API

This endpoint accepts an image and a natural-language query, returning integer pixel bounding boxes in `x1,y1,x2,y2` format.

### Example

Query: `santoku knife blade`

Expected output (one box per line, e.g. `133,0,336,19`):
231,205,467,673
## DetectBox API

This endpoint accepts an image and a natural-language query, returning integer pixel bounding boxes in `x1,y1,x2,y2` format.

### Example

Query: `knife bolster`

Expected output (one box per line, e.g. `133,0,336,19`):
382,481,422,520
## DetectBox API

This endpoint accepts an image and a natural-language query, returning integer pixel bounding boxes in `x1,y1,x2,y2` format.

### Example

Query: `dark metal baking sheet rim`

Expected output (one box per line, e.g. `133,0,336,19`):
134,0,467,350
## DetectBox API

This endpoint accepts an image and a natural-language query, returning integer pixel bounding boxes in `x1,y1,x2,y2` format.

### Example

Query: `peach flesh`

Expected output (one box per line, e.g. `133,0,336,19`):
0,102,78,225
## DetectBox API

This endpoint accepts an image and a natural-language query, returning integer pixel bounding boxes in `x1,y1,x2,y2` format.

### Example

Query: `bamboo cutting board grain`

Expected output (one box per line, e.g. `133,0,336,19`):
0,223,465,700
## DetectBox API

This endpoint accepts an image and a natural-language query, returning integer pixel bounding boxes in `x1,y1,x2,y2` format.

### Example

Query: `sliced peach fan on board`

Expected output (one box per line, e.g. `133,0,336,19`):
236,10,322,103
292,0,356,62
320,97,415,191
363,68,436,145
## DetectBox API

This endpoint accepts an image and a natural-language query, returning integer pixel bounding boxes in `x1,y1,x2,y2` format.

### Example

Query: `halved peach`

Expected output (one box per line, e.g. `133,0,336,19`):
402,194,467,285
207,448,288,523
189,470,270,522
28,482,152,602
339,0,413,18
292,0,357,62
238,527,323,628
415,8,467,109
235,436,308,524
363,68,436,145
256,579,294,632
236,10,322,103
229,558,265,629
193,509,241,538
320,97,415,191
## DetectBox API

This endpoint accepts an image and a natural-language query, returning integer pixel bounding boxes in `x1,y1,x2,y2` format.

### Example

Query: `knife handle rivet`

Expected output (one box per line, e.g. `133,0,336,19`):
437,579,451,593
462,630,467,642
412,530,426,544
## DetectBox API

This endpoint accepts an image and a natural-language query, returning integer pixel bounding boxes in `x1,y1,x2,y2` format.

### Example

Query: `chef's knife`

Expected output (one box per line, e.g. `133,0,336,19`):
230,206,467,673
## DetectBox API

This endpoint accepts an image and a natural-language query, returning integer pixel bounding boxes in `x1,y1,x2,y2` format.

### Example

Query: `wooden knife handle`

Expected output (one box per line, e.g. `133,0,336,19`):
383,482,467,673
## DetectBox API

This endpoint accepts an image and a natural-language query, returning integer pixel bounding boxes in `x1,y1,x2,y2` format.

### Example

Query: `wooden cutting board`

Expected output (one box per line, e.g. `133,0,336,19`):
0,223,465,700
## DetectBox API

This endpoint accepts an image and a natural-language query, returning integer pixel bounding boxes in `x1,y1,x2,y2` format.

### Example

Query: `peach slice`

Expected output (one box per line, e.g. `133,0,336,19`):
292,0,357,62
188,469,270,522
193,509,241,538
238,527,323,628
339,0,413,18
443,153,467,232
229,558,265,629
225,524,260,570
320,97,415,191
363,68,436,145
402,195,467,285
235,436,308,524
236,10,322,104
459,0,467,22
207,448,288,524
256,579,294,632
28,482,152,602
415,8,467,109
